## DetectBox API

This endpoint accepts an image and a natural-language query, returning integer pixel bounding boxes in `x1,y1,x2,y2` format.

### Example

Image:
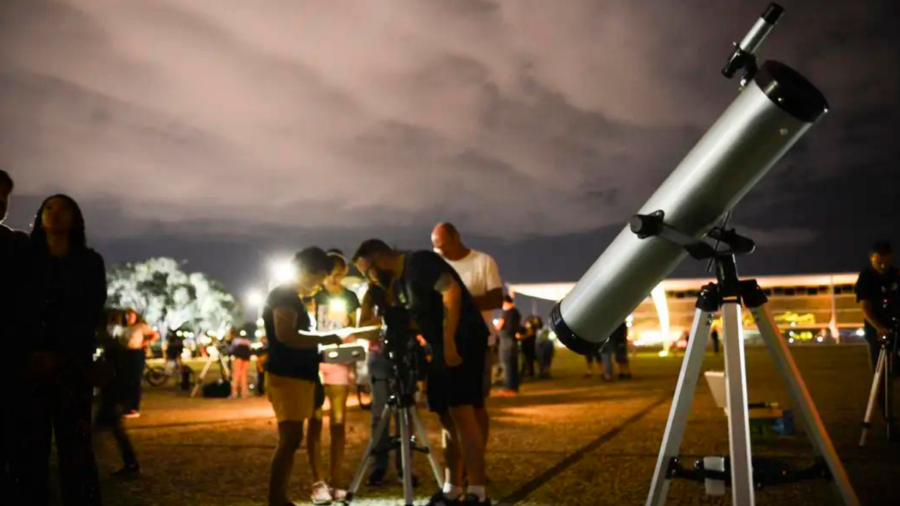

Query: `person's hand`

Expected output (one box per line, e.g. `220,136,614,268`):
445,349,463,368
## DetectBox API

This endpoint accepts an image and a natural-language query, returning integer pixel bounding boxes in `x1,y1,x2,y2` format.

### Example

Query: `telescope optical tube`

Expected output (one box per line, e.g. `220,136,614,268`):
551,61,828,354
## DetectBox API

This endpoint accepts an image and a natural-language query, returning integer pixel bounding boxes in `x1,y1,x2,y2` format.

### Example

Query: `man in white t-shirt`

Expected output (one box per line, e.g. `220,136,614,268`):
431,222,503,451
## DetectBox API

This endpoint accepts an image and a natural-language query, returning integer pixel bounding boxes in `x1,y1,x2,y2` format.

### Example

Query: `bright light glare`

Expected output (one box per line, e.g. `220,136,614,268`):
658,350,670,357
855,328,866,337
329,298,348,314
789,338,795,344
246,290,264,307
271,261,297,284
816,336,824,343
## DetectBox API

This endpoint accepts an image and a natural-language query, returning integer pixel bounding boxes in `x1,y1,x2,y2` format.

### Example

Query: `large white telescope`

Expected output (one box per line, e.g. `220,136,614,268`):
550,4,829,353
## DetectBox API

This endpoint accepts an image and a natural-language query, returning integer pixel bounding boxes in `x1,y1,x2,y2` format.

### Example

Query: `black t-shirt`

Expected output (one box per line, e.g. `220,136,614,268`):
855,266,900,332
393,251,489,361
314,287,361,333
263,284,319,380
0,226,31,352
500,307,521,342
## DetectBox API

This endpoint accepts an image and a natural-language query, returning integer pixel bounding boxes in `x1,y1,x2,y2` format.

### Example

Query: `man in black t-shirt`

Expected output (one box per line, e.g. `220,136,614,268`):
262,247,341,506
353,239,492,506
855,241,900,371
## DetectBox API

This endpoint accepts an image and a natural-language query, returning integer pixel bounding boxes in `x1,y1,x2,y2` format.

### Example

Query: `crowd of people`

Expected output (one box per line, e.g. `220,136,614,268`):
5,163,897,506
0,167,533,506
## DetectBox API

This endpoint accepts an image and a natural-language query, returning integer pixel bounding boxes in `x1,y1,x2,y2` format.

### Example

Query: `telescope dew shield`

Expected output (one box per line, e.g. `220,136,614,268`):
552,61,828,354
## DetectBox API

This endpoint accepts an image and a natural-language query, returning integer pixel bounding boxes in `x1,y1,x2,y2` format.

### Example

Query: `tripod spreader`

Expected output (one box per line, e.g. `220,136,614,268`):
666,456,831,491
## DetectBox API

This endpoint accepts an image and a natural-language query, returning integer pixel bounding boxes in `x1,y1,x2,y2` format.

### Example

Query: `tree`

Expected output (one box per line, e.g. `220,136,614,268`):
106,257,240,332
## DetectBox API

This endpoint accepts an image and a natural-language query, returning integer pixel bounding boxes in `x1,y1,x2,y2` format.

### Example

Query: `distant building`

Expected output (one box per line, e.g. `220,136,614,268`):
509,273,864,348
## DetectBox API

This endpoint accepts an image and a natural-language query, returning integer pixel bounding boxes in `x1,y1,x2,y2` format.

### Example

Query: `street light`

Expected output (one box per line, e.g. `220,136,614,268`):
271,260,296,286
246,290,264,308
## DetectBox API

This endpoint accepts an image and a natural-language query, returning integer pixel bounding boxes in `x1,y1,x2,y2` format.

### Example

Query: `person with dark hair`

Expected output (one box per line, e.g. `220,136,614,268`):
495,295,521,396
353,239,492,506
855,241,900,371
307,251,361,503
120,309,158,418
228,329,253,399
20,195,106,505
0,169,29,497
263,246,342,506
95,310,140,478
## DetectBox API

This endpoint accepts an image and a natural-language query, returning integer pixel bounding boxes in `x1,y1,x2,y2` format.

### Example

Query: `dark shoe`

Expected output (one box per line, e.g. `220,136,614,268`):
112,464,140,477
422,490,461,505
462,494,491,505
367,468,386,487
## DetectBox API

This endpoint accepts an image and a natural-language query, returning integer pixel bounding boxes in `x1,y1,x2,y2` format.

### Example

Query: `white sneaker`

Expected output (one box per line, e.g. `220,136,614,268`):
311,481,333,505
331,488,348,503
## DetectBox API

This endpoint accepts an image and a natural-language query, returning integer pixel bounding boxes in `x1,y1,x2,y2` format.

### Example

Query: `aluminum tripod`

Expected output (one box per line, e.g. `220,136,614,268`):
645,257,859,506
859,334,897,446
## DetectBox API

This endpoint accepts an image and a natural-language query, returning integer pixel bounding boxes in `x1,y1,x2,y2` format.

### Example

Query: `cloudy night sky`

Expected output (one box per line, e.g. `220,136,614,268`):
2,0,899,302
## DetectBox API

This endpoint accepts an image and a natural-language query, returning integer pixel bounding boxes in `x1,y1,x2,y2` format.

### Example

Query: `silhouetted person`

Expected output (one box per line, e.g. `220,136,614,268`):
496,295,521,395
710,327,720,355
21,195,106,506
0,169,29,498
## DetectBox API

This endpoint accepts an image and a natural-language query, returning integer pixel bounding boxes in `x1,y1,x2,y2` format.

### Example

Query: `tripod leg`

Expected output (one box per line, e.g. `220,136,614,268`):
411,406,444,487
750,304,860,506
400,407,415,506
721,302,755,506
348,403,393,500
885,345,893,441
191,356,215,398
860,349,886,447
645,308,713,506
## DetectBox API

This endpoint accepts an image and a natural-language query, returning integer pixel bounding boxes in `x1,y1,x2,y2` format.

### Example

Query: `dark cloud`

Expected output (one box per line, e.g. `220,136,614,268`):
2,0,899,300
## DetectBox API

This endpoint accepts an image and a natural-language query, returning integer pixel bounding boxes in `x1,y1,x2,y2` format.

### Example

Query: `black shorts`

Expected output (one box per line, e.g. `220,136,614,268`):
426,350,486,413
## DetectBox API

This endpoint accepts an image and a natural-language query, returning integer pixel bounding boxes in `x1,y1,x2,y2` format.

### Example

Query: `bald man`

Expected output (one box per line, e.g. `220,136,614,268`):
431,223,502,451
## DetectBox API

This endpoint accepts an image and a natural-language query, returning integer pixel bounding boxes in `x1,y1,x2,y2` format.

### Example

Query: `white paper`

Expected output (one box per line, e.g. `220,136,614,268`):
297,325,382,339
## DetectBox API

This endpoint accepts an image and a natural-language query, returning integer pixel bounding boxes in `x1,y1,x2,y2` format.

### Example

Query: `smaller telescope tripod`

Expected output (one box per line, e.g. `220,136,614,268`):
190,346,232,398
859,330,898,446
347,384,442,506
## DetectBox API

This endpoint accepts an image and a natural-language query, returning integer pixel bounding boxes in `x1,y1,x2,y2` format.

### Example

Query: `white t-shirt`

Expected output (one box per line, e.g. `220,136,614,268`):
443,249,503,343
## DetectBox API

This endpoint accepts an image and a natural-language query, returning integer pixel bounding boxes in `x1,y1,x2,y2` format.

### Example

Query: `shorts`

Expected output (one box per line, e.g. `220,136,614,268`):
313,384,350,424
426,350,486,413
266,373,316,423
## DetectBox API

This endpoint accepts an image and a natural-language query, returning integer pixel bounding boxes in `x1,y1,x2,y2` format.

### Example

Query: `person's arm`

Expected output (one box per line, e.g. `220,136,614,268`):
495,316,507,332
436,273,463,367
473,288,503,313
861,300,890,336
273,307,341,349
474,257,504,312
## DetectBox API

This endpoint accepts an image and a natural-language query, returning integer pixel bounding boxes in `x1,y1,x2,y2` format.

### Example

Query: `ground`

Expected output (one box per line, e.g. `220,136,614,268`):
61,345,898,505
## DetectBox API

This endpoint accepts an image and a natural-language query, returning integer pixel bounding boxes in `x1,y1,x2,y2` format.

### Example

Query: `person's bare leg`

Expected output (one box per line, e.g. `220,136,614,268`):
438,411,464,489
269,422,303,506
240,360,250,397
474,406,489,451
328,386,349,488
307,416,324,483
448,405,486,487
